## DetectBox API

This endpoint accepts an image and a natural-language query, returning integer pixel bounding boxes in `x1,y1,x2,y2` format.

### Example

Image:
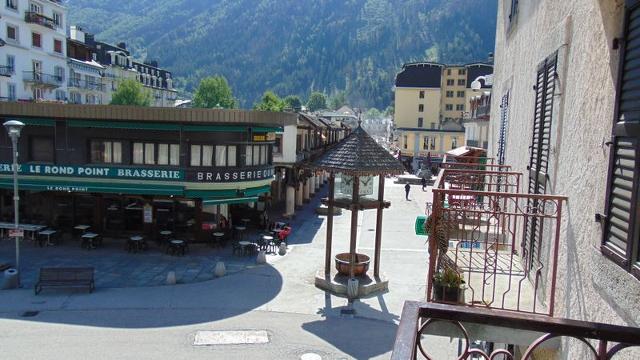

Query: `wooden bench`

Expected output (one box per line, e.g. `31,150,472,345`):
35,267,95,295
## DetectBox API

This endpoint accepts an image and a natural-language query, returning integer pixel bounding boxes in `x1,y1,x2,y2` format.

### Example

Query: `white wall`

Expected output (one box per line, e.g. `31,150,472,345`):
273,124,297,164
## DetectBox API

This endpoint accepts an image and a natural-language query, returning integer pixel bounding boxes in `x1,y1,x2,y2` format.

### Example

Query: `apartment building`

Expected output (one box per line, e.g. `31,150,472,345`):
1,0,68,102
67,26,105,104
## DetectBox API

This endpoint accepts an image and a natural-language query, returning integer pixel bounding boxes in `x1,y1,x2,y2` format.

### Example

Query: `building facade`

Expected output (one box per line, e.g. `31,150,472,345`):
1,0,68,102
0,102,293,242
489,0,639,357
465,90,491,149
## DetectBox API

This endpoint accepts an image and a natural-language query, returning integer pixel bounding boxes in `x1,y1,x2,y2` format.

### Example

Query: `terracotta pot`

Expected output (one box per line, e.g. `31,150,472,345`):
335,253,370,277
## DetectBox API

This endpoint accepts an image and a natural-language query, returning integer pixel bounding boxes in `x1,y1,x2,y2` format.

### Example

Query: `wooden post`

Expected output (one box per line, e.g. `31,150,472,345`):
373,175,385,278
349,176,360,279
324,173,335,275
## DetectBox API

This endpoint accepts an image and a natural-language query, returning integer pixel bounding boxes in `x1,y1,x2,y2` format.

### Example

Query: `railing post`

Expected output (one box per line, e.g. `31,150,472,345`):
549,199,563,317
426,190,441,301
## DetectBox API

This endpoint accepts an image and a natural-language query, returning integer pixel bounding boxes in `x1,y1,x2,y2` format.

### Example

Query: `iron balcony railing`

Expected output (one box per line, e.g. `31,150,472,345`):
68,78,105,91
0,65,14,77
23,71,62,87
24,11,57,29
426,160,567,317
391,302,640,359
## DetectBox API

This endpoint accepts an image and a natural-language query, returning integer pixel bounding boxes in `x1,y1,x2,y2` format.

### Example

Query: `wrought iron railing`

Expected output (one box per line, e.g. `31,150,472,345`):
23,71,62,87
0,65,14,77
25,11,57,29
426,165,567,316
68,78,105,91
391,302,640,359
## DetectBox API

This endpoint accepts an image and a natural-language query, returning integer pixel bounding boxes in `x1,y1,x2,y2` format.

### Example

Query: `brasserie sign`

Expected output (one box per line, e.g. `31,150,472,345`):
190,167,275,183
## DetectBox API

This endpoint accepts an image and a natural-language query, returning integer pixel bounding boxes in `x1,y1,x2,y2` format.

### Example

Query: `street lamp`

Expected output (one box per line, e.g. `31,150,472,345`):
4,120,24,287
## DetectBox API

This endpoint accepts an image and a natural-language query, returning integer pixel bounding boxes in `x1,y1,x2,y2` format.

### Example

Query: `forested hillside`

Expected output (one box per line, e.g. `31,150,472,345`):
67,0,497,108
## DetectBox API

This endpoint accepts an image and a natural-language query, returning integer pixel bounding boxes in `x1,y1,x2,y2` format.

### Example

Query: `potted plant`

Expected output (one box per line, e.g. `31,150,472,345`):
433,268,465,303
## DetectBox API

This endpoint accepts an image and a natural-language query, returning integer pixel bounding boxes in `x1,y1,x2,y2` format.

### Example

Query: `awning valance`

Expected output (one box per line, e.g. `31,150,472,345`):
0,178,184,196
202,196,259,205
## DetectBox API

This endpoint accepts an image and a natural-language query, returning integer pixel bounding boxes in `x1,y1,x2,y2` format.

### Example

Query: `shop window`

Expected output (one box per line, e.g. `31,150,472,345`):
30,137,54,162
158,144,180,165
245,145,254,166
215,145,237,167
133,142,154,165
90,140,122,164
190,144,213,167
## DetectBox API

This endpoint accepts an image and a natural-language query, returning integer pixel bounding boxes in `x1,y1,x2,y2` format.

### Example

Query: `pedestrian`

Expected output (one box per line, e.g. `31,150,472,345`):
405,183,411,200
421,176,427,191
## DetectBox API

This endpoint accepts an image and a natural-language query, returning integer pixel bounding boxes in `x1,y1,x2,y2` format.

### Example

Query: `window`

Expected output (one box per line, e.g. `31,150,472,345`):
456,104,465,111
523,52,558,270
417,117,423,128
446,91,454,98
451,137,458,149
457,91,465,98
30,137,54,162
447,79,454,86
445,104,453,111
55,90,65,101
6,25,17,42
458,79,466,86
29,2,41,13
6,0,17,10
215,145,237,167
158,144,179,165
447,69,452,76
497,92,510,166
602,1,640,278
274,134,282,154
54,39,62,54
52,11,62,28
7,83,16,101
70,92,81,104
90,140,122,164
54,66,64,82
190,145,213,167
403,135,407,149
31,32,41,48
6,55,15,73
418,104,424,112
422,136,429,150
245,145,254,166
419,90,425,99
32,88,43,100
133,142,158,165
458,69,466,76
431,123,436,130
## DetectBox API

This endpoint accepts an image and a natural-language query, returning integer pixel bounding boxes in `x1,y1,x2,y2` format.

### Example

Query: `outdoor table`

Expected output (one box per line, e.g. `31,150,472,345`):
159,230,173,245
241,218,251,228
167,239,186,256
38,229,57,247
0,223,45,241
213,232,225,248
235,226,247,240
238,240,253,256
74,225,91,232
128,235,145,253
81,232,100,250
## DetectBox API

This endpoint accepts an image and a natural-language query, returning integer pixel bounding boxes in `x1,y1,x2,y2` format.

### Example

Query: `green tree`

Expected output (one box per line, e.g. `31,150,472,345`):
110,79,152,106
193,76,236,109
307,92,327,112
383,105,394,118
283,95,302,111
329,90,348,110
254,91,285,112
365,107,382,120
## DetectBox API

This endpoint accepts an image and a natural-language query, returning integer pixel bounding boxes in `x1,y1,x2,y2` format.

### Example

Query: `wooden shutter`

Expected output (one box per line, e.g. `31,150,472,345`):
523,53,558,269
497,92,510,166
602,0,640,274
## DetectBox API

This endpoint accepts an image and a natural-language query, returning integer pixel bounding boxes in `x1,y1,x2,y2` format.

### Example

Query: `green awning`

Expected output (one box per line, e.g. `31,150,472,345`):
202,196,259,205
20,118,56,126
252,126,282,132
244,185,271,196
68,120,181,131
183,189,238,199
0,178,183,196
182,125,247,132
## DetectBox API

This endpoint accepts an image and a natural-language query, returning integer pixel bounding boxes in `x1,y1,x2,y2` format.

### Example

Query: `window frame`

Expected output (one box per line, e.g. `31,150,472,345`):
6,0,18,10
89,139,123,164
31,31,42,48
418,104,424,112
445,104,453,111
29,136,55,163
417,117,423,128
53,38,63,54
6,24,18,42
419,90,425,99
446,91,454,98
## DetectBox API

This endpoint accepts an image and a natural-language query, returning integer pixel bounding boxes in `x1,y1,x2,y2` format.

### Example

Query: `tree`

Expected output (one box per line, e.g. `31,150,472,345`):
110,79,152,106
307,92,327,112
254,91,285,112
283,95,302,111
383,105,395,118
329,90,348,110
365,107,382,120
192,76,236,109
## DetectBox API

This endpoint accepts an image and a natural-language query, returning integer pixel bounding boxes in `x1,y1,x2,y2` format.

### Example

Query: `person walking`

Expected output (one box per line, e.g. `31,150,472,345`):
405,183,411,200
421,176,427,191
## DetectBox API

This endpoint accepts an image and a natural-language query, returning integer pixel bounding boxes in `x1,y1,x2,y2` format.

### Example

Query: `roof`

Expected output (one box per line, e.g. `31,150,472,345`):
395,63,443,88
446,146,487,157
466,64,494,89
299,113,327,128
312,125,405,176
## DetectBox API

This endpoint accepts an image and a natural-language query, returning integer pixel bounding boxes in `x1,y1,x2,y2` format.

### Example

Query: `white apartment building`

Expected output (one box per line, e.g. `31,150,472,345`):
1,0,68,102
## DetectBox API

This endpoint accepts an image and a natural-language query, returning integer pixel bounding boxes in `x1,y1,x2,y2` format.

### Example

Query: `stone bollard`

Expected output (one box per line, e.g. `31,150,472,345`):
2,268,18,289
347,278,359,298
166,271,176,285
278,243,287,256
214,262,226,277
256,250,267,264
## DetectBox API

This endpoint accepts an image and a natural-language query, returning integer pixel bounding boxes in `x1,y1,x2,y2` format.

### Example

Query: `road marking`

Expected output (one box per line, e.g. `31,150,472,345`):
193,330,269,346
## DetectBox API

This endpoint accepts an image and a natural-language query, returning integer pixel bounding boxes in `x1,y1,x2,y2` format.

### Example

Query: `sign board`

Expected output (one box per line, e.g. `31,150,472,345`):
9,229,24,238
266,132,276,141
415,215,427,236
143,204,153,224
253,135,267,142
0,164,183,181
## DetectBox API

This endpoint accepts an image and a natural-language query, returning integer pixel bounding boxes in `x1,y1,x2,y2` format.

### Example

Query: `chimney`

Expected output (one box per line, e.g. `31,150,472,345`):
117,42,127,50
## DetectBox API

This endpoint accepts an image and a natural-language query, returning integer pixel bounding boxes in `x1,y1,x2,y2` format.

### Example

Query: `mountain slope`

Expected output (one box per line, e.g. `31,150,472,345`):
67,0,497,108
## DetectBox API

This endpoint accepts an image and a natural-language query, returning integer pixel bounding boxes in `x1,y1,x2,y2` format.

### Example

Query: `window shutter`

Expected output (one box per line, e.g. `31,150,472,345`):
523,52,558,269
602,1,640,268
497,92,510,166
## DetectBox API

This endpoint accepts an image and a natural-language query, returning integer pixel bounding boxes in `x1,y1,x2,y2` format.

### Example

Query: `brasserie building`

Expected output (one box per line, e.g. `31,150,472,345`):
0,102,295,242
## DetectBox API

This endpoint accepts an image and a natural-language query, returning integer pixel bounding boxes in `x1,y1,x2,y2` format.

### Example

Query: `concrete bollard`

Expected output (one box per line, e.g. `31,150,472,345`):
214,262,226,277
347,278,359,298
256,250,267,264
278,243,287,256
166,271,176,285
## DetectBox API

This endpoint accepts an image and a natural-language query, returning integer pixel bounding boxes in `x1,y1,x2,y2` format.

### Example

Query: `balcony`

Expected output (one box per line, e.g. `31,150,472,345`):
391,302,640,359
426,159,566,316
68,78,105,91
24,12,57,29
0,65,13,77
23,71,62,88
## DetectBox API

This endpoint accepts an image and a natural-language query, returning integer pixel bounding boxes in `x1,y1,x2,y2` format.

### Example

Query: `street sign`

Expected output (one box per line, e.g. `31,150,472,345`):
9,229,24,238
415,215,427,236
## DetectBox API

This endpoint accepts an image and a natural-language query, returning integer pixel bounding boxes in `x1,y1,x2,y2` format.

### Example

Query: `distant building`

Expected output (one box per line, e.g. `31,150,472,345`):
67,26,106,104
0,0,68,102
464,74,493,149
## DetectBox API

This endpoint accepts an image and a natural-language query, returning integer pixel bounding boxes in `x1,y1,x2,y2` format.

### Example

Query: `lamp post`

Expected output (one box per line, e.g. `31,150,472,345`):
4,120,24,287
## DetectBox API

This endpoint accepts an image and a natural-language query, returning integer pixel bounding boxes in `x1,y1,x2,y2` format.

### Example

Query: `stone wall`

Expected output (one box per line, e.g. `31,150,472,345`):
489,0,639,358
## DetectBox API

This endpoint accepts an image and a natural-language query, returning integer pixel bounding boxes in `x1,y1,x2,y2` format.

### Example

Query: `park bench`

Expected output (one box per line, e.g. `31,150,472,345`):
34,267,95,295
